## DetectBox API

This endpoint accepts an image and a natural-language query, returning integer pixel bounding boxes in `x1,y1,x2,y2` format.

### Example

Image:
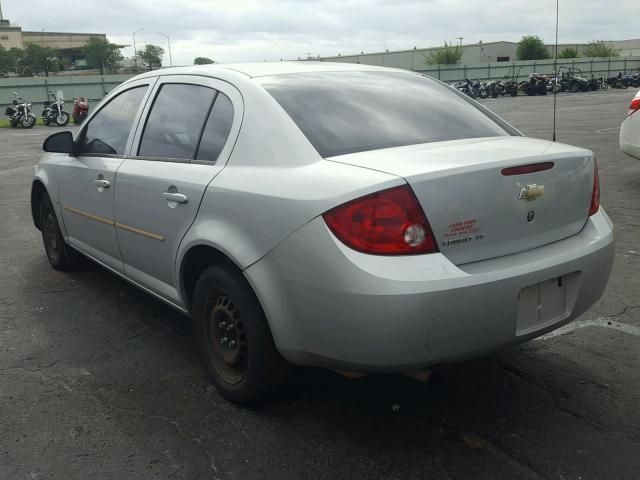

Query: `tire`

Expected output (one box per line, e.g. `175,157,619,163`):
192,265,288,403
536,83,547,95
570,82,579,93
22,115,36,128
510,87,517,97
56,112,70,127
39,193,77,271
478,87,488,99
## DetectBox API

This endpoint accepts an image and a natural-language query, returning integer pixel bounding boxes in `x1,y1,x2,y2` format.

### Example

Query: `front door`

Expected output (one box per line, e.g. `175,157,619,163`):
58,81,152,270
114,76,240,303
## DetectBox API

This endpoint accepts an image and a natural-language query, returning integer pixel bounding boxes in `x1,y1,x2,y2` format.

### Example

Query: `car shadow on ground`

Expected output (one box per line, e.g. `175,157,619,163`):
15,253,633,479
20,250,591,414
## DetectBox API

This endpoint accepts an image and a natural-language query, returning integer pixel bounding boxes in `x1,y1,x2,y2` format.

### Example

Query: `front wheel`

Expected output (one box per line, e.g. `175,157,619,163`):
192,265,288,403
22,115,36,128
55,112,70,126
477,87,488,99
39,193,78,270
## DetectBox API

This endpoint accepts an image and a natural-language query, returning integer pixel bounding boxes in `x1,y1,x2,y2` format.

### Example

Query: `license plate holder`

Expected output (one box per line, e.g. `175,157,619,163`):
516,276,569,336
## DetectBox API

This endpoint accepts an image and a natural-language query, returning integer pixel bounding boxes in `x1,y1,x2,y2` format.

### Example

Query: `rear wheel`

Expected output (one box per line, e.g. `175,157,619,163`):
192,265,288,403
39,193,77,270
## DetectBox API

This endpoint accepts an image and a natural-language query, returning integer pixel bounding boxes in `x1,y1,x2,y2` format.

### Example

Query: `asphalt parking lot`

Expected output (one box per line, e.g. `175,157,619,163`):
1,89,639,480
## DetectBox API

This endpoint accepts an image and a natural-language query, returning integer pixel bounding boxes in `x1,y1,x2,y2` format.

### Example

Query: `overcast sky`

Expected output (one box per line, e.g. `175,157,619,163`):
3,0,639,65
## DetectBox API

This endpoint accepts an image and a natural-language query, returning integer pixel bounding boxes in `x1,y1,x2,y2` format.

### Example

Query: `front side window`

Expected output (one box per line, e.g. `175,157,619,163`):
138,83,216,160
78,86,147,156
261,71,513,158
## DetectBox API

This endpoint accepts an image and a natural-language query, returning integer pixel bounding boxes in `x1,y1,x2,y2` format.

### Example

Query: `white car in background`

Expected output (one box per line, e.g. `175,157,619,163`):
620,89,640,159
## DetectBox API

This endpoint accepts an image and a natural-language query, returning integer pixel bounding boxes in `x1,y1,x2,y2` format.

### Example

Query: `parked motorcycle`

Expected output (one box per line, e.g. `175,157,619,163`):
476,80,489,99
587,76,600,91
520,74,548,96
455,79,477,98
597,74,609,91
72,96,90,124
5,92,36,128
608,72,629,89
42,90,70,126
485,80,500,98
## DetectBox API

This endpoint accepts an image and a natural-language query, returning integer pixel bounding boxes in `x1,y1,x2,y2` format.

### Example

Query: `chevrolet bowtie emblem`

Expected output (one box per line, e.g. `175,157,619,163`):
518,184,545,201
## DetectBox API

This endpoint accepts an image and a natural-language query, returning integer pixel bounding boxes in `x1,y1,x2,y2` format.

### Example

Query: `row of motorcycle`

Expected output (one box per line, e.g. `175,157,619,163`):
452,70,640,99
5,90,89,128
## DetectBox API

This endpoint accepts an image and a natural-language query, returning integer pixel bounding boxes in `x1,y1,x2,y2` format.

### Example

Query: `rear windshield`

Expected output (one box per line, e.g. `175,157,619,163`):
260,71,512,157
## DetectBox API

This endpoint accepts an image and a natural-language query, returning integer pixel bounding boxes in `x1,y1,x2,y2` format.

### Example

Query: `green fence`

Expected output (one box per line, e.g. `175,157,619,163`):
0,74,136,113
415,57,640,83
2,57,639,114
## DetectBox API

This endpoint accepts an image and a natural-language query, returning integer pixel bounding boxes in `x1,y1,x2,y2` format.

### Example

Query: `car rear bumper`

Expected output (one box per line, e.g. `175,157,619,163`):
245,209,615,372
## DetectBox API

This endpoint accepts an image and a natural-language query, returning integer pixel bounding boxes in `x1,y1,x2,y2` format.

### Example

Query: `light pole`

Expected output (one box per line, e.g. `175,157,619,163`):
133,27,144,69
158,32,173,67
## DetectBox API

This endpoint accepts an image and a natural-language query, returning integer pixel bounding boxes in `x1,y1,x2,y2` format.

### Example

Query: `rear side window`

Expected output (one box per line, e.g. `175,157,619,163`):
196,92,234,162
261,72,512,157
138,83,216,160
78,85,147,156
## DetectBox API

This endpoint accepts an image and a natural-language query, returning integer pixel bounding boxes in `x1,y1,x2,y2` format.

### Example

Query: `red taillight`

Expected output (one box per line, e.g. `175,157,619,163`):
323,185,438,255
501,161,554,176
629,93,640,116
589,160,600,216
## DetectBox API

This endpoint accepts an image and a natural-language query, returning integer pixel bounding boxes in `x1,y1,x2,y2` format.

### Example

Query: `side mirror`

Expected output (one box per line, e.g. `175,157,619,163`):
43,131,75,154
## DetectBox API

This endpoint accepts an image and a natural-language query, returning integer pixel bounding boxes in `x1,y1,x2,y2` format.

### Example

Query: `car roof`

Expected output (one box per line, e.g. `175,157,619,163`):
142,61,409,79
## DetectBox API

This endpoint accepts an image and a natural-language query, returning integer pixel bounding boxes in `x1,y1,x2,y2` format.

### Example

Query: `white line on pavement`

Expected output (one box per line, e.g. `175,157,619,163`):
536,316,640,340
0,153,40,159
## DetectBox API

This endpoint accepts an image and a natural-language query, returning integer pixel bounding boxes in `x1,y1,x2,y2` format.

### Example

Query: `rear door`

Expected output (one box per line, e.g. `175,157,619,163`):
114,76,241,302
58,80,152,270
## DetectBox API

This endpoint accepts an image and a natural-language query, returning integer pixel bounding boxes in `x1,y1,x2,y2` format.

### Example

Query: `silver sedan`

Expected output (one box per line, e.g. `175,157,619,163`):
31,63,614,403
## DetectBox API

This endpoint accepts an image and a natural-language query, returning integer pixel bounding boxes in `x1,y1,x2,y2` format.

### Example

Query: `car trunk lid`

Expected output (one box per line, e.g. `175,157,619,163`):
327,136,594,265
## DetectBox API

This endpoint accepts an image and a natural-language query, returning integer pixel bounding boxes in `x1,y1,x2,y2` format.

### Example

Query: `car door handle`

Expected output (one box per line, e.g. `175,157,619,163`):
161,192,188,204
94,179,110,188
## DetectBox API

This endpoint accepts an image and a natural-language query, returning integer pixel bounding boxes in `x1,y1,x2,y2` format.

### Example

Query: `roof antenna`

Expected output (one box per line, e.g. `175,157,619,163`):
552,0,559,142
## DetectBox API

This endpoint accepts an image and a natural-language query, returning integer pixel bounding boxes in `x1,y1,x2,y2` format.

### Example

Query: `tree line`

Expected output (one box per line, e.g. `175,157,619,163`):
425,37,620,65
0,37,170,77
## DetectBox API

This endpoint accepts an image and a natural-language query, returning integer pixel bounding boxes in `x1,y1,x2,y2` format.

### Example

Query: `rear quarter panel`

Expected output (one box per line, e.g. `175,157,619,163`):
176,75,403,276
